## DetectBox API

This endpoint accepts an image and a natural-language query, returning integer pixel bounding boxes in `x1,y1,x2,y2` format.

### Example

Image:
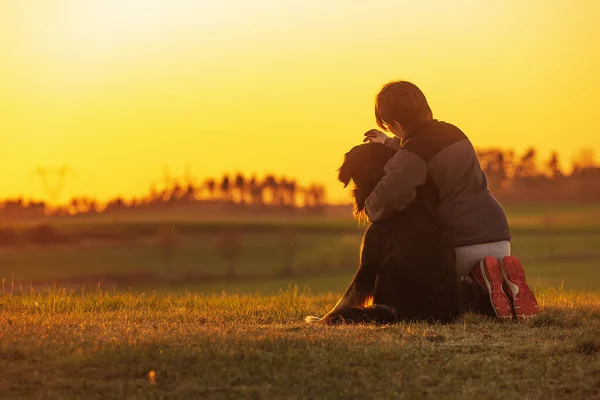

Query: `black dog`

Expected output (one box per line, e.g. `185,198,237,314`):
312,143,462,324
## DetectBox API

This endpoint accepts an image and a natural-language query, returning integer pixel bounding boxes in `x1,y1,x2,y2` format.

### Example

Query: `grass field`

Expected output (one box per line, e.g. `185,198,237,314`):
1,288,600,399
2,204,600,398
2,229,600,291
2,204,600,293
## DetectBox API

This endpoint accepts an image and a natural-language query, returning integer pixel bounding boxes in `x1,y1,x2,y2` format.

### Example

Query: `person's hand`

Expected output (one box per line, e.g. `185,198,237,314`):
363,129,388,143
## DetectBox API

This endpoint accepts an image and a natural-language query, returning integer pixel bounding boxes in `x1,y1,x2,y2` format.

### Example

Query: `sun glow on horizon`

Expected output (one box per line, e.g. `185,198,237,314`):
1,0,599,204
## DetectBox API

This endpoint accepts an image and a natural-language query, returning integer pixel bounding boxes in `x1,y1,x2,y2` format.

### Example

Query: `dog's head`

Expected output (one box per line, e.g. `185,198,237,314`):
338,143,397,220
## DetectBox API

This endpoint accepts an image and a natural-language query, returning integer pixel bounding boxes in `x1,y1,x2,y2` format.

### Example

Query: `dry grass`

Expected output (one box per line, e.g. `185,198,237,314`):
1,287,600,399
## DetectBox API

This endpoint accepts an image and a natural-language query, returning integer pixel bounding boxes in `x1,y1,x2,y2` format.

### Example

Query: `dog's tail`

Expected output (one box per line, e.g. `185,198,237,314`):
323,305,398,325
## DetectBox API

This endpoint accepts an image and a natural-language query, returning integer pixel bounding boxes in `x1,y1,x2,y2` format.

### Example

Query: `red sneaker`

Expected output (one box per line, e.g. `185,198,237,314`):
500,256,539,322
470,256,514,320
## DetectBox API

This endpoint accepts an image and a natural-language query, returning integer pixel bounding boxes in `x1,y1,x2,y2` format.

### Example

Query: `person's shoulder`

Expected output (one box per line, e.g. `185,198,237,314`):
402,120,467,162
431,120,468,141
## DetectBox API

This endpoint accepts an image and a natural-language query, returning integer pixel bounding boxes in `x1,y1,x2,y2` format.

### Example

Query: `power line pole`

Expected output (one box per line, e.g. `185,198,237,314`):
33,166,73,203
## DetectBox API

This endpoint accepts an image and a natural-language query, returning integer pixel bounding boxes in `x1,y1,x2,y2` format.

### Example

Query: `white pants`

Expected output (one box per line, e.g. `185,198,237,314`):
455,241,511,277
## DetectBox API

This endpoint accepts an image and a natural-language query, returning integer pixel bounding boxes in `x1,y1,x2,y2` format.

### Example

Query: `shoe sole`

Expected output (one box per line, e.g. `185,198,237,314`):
501,256,539,322
477,256,514,320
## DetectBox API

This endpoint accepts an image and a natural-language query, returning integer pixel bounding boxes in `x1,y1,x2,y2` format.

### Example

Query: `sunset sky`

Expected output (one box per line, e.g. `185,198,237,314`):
1,0,599,204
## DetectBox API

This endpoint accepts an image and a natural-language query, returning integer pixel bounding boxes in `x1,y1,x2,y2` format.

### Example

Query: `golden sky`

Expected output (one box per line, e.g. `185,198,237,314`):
1,0,599,204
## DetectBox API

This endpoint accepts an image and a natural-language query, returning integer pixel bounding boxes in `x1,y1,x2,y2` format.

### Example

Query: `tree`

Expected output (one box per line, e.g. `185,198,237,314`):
315,185,326,208
87,199,99,213
204,178,216,200
181,184,196,202
70,198,81,214
477,149,508,190
275,177,287,206
148,181,159,201
303,186,315,208
248,175,263,206
573,148,596,171
169,180,183,202
287,179,298,208
182,165,197,201
234,173,246,204
303,184,327,211
220,175,231,202
514,148,538,179
277,177,297,208
262,175,277,205
545,152,564,179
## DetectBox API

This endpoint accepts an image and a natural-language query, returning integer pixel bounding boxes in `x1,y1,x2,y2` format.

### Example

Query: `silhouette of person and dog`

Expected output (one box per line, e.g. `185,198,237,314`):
306,81,539,325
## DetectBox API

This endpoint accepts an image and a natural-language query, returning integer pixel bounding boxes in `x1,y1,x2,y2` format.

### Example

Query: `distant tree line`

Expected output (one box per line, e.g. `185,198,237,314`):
1,147,599,220
0,173,327,219
476,147,600,203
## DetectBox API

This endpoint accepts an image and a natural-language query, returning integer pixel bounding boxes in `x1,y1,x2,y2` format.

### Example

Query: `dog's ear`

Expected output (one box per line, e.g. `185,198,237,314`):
338,153,353,188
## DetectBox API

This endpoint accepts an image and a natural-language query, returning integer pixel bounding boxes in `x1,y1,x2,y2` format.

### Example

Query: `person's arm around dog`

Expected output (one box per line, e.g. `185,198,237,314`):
363,130,427,222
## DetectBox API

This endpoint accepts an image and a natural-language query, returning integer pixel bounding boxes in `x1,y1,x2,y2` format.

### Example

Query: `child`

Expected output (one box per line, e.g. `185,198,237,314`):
363,80,538,321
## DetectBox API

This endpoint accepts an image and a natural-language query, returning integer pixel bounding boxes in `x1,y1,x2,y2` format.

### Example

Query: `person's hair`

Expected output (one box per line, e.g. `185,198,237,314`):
374,81,433,132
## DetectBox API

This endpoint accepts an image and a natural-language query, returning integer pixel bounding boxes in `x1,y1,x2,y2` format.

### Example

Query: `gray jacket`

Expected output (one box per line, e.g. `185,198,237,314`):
365,119,511,247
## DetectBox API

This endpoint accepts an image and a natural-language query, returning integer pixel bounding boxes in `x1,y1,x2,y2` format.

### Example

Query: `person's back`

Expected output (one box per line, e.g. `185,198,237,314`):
386,119,511,248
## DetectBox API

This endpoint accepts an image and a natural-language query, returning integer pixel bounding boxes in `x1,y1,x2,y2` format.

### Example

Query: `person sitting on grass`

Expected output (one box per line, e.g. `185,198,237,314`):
362,80,539,322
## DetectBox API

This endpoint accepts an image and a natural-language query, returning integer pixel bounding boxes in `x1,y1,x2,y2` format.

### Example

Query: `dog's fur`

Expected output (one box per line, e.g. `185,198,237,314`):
319,142,462,324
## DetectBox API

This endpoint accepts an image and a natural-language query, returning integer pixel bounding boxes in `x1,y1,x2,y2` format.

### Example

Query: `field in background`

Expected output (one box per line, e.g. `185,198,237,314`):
1,203,600,293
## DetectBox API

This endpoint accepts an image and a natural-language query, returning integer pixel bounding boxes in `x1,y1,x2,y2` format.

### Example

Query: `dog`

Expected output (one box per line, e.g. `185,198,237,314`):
306,142,461,324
